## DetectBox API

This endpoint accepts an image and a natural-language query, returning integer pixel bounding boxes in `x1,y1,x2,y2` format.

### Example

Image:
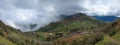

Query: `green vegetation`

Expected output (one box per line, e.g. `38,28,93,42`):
33,13,106,42
96,35,115,45
112,32,120,43
37,13,105,32
0,36,15,45
0,13,120,45
0,21,41,45
95,20,120,45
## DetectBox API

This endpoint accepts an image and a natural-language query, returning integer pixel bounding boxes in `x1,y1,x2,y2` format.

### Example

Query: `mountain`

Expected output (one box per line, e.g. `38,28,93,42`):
29,13,109,45
0,13,120,45
93,16,119,22
32,13,120,45
37,13,106,32
0,20,42,45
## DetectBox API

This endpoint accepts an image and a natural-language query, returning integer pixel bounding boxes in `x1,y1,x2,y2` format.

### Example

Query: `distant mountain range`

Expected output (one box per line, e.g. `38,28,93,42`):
93,16,119,22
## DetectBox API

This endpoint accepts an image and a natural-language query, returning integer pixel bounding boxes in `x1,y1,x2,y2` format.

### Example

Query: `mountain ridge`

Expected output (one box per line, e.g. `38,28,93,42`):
0,13,120,45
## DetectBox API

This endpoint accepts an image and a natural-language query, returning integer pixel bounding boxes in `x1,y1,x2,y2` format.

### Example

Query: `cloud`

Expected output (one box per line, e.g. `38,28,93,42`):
79,0,120,16
0,0,120,32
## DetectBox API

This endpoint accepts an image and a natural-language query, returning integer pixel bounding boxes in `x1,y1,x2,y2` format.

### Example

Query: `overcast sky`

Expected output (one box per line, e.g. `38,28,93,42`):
0,0,120,32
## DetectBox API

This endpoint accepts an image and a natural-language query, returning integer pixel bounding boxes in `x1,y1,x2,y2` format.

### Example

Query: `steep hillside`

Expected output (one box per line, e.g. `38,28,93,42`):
96,19,120,45
30,13,107,42
0,20,42,45
53,19,120,45
0,13,119,45
37,13,106,32
30,13,120,45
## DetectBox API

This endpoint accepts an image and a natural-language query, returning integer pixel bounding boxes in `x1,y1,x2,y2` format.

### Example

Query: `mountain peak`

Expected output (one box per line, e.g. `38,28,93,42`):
65,13,88,20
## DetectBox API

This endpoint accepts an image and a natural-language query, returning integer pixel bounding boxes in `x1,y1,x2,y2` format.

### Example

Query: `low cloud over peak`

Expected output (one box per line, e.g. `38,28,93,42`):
0,0,120,32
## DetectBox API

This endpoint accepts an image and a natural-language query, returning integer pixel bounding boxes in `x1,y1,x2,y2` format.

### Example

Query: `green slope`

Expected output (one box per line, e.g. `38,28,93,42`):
31,13,107,42
0,36,15,45
37,13,106,32
0,21,41,45
96,20,120,45
0,13,119,45
112,32,120,43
